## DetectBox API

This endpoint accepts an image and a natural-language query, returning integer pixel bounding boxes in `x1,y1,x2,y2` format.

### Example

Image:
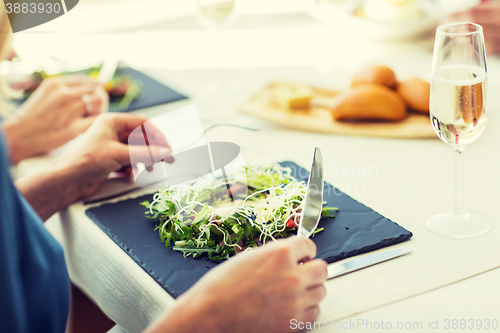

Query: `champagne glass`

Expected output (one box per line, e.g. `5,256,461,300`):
426,22,492,238
194,0,240,108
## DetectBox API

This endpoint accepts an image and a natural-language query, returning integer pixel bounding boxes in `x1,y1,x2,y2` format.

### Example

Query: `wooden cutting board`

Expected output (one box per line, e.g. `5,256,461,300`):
240,82,436,139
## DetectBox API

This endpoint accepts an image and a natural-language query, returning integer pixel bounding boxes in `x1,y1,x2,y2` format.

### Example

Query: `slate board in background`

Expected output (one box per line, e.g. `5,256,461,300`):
85,162,412,299
107,66,188,113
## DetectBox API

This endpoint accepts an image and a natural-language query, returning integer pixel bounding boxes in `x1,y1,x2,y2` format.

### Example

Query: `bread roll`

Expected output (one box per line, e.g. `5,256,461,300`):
351,66,397,89
396,78,430,114
331,84,407,121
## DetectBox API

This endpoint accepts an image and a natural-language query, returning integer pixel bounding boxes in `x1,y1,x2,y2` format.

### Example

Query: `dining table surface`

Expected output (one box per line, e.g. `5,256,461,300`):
11,1,500,332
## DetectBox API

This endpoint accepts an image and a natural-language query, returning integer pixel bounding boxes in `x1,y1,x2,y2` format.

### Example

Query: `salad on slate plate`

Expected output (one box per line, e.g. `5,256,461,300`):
141,164,338,262
10,63,142,110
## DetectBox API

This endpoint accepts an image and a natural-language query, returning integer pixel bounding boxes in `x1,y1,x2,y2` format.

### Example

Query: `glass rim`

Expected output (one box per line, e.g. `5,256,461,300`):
437,22,483,36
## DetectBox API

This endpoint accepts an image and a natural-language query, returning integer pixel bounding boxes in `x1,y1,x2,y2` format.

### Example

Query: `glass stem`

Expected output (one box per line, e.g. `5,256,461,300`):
454,146,465,214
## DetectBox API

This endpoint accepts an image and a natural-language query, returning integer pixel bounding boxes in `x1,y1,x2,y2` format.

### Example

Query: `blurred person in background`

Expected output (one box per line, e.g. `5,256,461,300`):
0,9,327,333
0,9,108,164
448,0,500,55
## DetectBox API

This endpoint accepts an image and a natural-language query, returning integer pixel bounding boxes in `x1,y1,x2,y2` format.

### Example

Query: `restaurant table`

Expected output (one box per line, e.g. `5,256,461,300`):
12,3,500,332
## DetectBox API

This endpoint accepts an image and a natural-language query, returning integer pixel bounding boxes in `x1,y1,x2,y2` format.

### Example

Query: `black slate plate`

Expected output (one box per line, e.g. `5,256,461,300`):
107,66,188,113
85,161,412,298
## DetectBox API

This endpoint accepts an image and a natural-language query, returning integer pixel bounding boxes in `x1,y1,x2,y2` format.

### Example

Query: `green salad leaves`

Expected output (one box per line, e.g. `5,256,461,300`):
141,165,338,261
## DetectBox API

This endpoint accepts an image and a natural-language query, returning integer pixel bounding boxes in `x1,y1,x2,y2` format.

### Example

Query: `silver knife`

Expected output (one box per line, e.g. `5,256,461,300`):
98,59,118,83
327,249,412,279
297,147,324,239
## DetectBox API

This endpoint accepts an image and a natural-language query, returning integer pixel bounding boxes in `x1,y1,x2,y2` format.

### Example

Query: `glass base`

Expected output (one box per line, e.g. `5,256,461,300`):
425,210,493,239
199,77,241,102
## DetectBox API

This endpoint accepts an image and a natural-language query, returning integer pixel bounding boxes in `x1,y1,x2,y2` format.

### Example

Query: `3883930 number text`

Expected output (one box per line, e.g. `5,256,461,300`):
5,2,62,14
444,319,499,330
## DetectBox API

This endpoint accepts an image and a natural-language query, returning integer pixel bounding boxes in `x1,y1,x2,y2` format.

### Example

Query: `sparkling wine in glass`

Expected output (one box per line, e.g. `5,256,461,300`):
426,22,492,238
195,0,238,29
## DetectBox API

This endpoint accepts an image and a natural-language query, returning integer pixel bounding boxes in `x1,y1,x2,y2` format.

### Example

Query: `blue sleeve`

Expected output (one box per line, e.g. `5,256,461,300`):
0,132,70,333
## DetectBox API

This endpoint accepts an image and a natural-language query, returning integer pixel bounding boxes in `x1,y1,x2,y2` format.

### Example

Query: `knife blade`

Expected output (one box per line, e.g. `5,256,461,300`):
98,59,118,84
297,147,324,239
327,249,412,279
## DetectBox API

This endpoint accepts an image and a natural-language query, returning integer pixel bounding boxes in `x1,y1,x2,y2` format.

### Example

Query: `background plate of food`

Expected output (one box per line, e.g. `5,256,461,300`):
2,59,188,113
306,0,441,41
